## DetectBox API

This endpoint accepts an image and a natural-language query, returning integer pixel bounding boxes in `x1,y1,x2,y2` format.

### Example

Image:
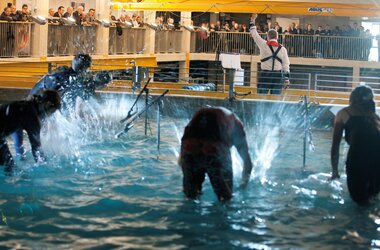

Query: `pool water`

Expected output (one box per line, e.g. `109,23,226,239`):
0,96,379,249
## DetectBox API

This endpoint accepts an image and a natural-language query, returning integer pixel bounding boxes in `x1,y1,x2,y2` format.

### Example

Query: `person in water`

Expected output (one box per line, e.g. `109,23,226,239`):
0,90,61,171
12,53,112,157
29,53,112,110
331,85,380,204
178,107,253,201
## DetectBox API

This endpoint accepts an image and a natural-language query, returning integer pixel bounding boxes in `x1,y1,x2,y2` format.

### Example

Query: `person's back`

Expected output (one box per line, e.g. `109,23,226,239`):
331,85,380,204
249,14,290,95
182,108,232,145
179,107,253,201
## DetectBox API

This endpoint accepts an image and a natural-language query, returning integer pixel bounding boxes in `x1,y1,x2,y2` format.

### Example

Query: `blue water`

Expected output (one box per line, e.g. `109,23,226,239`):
0,96,379,249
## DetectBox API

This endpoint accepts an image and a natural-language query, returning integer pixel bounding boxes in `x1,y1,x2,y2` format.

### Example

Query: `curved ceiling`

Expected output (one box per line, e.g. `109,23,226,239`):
111,0,380,17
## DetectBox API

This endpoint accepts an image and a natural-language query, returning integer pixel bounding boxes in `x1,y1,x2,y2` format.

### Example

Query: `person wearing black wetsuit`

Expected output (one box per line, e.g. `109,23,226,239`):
0,90,61,171
178,107,253,201
12,54,112,157
331,85,380,204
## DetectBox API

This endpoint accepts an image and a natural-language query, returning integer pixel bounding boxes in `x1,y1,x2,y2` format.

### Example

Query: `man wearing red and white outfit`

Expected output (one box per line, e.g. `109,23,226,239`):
250,14,290,95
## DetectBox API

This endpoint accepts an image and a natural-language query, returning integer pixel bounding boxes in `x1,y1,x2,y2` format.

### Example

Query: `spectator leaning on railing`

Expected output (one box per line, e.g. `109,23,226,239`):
0,7,13,21
249,13,290,95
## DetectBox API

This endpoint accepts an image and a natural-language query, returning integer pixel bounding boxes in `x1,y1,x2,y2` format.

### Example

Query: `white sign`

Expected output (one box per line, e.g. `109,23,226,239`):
308,7,333,13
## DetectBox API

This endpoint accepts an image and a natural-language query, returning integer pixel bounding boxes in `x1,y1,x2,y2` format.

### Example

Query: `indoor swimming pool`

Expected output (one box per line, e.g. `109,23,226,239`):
0,94,379,249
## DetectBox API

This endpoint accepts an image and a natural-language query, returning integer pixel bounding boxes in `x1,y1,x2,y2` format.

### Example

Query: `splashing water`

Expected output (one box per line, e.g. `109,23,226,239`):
41,94,135,161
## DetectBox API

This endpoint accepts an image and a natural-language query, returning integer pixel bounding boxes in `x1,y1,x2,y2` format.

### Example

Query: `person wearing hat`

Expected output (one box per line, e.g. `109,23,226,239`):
0,90,61,171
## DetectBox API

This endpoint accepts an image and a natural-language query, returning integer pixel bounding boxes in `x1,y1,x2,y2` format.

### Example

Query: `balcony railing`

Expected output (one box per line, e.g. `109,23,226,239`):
0,21,377,62
48,24,97,56
154,30,182,53
109,27,146,55
191,31,375,61
0,21,33,58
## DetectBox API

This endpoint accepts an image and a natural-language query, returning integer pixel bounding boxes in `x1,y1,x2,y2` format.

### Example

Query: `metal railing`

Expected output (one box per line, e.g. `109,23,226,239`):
191,31,374,61
155,30,182,53
0,21,377,61
109,27,146,55
48,24,97,56
0,21,33,58
314,74,380,104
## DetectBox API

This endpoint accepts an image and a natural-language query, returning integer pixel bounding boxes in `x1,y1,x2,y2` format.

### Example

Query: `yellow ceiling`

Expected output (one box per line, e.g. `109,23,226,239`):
111,0,380,17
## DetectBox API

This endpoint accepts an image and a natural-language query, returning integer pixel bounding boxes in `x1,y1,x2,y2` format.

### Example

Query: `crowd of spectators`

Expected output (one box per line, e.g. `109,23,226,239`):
0,3,31,22
195,19,372,38
194,18,373,60
0,5,376,61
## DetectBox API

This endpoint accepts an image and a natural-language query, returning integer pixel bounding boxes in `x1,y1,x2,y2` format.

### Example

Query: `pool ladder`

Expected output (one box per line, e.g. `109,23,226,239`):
117,77,169,155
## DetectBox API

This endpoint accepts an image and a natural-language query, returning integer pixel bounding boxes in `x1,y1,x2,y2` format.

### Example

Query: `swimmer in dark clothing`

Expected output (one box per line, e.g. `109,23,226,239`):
29,53,111,109
0,90,61,171
331,85,380,204
178,107,253,201
12,54,112,157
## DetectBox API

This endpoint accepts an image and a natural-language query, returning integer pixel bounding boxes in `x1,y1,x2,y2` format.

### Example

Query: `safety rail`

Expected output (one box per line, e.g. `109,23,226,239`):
1,21,377,61
191,31,375,61
0,21,33,58
154,30,182,53
48,24,97,56
314,74,380,104
109,27,146,55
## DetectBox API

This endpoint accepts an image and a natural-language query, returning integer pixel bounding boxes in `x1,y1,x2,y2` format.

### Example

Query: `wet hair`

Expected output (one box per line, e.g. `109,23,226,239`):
72,53,92,73
37,89,61,110
267,29,278,40
349,85,375,112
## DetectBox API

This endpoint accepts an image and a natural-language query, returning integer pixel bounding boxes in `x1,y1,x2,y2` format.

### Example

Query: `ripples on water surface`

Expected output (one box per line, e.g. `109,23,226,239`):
0,96,379,249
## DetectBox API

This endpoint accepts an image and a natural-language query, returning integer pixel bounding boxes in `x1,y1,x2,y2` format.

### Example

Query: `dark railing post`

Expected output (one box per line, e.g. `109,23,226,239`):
156,99,161,155
144,88,149,136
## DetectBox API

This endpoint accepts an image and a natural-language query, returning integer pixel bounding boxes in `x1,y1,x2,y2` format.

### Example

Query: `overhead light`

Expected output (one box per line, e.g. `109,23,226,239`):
61,17,76,25
199,26,208,31
120,21,133,28
182,25,200,32
30,15,47,25
145,23,159,30
96,19,111,27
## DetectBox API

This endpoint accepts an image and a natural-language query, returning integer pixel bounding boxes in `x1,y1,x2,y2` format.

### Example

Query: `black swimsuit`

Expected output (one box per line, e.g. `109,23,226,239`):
343,109,380,203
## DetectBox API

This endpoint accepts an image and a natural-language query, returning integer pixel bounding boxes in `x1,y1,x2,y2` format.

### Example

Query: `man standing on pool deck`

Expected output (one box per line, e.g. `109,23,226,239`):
250,14,290,95
178,107,253,201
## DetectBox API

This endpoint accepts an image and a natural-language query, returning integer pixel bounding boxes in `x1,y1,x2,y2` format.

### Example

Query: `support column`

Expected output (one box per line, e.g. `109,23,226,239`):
352,66,360,89
179,12,192,82
250,59,258,88
95,0,110,56
143,11,156,55
31,0,48,59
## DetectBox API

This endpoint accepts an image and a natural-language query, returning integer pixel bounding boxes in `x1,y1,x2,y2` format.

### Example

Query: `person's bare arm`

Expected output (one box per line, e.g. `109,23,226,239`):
233,120,253,188
330,111,345,179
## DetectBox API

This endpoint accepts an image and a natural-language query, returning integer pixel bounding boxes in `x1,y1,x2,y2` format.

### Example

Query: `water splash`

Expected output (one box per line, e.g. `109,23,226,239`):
41,94,135,162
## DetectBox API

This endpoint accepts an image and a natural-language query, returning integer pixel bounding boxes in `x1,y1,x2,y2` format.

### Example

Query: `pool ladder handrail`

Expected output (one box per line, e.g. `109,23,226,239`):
301,95,315,169
116,86,169,143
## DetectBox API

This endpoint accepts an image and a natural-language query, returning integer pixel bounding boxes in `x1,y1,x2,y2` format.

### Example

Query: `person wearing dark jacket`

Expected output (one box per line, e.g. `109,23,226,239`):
0,90,61,171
